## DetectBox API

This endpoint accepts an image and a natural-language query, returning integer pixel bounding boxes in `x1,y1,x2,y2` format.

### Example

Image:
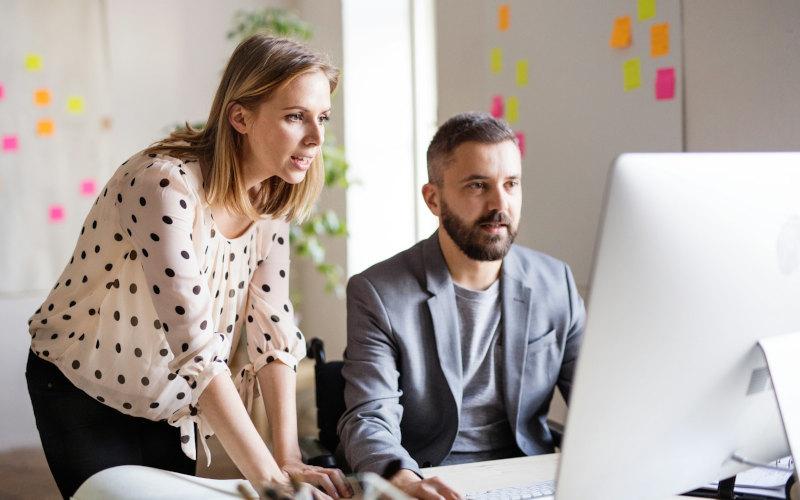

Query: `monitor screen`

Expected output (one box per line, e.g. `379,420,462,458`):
556,153,797,499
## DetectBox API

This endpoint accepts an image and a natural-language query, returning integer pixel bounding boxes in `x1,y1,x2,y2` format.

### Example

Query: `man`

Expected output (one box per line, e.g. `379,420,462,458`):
338,112,585,498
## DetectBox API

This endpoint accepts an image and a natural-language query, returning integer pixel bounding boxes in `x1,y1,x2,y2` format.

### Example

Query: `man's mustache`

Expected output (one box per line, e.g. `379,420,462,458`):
476,210,512,226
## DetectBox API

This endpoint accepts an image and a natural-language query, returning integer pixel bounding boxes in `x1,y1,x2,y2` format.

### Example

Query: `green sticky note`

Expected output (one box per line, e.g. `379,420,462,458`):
25,53,43,72
490,47,503,74
638,0,656,21
516,60,529,87
66,96,85,114
506,96,519,123
623,58,642,91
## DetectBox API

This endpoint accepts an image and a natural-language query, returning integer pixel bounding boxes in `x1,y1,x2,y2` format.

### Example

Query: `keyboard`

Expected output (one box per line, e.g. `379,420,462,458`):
465,480,556,499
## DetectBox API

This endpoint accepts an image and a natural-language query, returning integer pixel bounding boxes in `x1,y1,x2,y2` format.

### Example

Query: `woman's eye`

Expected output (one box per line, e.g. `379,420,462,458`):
318,115,330,125
287,113,303,122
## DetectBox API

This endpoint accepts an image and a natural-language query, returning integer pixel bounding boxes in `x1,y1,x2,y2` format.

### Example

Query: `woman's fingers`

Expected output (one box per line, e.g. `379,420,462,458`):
309,471,339,499
324,468,352,497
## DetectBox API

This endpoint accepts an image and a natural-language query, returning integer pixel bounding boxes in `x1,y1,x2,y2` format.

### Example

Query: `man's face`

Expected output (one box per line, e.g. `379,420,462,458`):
431,140,522,261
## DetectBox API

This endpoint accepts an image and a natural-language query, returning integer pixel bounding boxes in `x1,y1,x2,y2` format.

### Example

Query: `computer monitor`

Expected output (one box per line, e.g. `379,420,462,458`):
556,153,798,500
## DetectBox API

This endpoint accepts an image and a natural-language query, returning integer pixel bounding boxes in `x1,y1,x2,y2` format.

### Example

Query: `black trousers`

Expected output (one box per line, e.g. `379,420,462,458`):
25,350,195,499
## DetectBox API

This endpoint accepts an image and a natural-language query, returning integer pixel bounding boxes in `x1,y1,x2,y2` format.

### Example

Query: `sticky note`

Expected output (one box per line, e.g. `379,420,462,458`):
0,83,5,101
25,54,43,72
34,88,52,106
610,16,632,49
80,179,97,196
515,132,526,158
2,135,18,152
498,4,510,32
655,67,675,100
490,95,504,118
506,96,519,124
66,96,85,114
36,119,55,137
638,0,656,21
490,48,503,74
651,23,670,57
49,205,65,223
623,58,642,91
516,60,529,87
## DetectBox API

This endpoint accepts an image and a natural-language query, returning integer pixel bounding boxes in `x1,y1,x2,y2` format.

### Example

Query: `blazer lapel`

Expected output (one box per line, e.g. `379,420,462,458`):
423,233,463,412
501,248,533,427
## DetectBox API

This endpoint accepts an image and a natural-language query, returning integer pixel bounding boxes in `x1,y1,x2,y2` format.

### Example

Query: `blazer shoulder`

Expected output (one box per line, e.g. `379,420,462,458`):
349,239,426,292
508,244,571,282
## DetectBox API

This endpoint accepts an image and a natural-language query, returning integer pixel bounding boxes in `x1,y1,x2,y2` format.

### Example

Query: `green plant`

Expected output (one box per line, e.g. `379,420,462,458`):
228,8,350,297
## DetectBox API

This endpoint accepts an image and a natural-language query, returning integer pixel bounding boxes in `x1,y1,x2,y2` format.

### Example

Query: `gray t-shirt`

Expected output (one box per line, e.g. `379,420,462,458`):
440,280,521,466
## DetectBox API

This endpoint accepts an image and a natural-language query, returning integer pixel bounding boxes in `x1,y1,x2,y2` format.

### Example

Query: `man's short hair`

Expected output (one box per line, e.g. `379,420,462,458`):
426,112,517,185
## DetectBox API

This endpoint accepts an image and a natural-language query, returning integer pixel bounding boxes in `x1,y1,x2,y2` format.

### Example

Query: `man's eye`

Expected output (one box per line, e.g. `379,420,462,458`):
507,180,520,188
467,182,485,190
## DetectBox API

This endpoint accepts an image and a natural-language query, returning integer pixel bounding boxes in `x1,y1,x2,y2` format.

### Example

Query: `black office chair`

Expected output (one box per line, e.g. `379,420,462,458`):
303,338,347,469
302,337,567,468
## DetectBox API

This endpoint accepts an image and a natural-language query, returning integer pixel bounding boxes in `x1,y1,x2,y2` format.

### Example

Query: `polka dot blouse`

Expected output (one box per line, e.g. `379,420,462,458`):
28,151,306,463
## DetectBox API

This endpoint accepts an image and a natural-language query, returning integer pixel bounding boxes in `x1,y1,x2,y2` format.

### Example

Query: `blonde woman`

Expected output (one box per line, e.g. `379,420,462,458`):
26,35,351,500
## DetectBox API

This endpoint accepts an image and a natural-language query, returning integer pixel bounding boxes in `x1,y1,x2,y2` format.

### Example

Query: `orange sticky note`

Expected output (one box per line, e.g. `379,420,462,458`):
34,88,51,106
49,204,65,223
36,119,55,137
498,4,510,32
610,16,632,49
651,23,670,57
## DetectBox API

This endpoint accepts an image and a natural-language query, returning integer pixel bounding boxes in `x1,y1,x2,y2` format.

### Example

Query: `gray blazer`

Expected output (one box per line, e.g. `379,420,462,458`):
338,232,585,475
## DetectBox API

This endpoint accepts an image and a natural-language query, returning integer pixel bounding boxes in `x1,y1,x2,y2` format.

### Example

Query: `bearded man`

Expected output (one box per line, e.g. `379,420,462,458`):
338,112,585,499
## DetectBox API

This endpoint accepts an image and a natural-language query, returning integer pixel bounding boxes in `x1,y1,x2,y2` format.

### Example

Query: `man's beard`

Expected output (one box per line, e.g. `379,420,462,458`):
440,200,517,261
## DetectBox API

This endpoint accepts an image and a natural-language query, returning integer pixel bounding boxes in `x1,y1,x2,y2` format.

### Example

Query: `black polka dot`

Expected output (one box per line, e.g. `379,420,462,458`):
141,377,150,386
160,348,168,356
71,360,80,369
181,343,188,352
279,270,286,278
165,268,175,277
80,251,86,259
134,347,142,357
154,319,161,329
210,229,216,238
105,263,113,271
229,253,235,262
113,311,120,321
130,250,138,260
177,392,185,400
228,289,235,298
130,178,135,187
153,285,160,294
142,248,149,258
160,178,170,187
82,275,88,283
267,356,275,363
94,245,100,253
150,402,159,409
129,283,137,294
296,332,302,339
226,324,233,333
115,343,122,353
238,281,245,289
62,314,71,320
95,340,100,349
194,356,203,363
123,402,132,410
179,199,187,209
278,237,284,245
130,316,138,326
264,333,272,342
114,233,123,241
95,370,102,379
97,396,105,402
117,374,125,384
65,279,71,286
181,251,189,259
139,197,146,206
117,193,122,203
150,233,159,242
175,306,185,315
167,373,177,380
131,214,137,223
162,216,173,224
192,285,201,295
270,315,280,323
283,304,290,312
200,320,207,330
50,333,58,339
247,315,253,323
256,347,263,354
163,323,169,333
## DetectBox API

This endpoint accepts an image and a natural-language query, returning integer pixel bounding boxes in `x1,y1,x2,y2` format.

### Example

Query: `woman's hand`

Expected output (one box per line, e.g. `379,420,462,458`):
280,460,354,499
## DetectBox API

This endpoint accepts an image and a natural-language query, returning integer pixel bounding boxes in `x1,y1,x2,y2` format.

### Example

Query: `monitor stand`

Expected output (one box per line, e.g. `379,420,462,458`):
759,331,800,499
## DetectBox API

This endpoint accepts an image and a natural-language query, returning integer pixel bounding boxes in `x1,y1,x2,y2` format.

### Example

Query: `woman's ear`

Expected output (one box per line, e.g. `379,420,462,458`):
227,102,249,135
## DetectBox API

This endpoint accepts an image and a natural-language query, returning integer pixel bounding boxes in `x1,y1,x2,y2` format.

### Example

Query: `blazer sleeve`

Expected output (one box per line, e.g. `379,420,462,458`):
337,273,422,476
557,263,586,403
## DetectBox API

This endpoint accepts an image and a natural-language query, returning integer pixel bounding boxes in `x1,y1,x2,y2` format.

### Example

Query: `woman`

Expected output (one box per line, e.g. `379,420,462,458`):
26,35,351,499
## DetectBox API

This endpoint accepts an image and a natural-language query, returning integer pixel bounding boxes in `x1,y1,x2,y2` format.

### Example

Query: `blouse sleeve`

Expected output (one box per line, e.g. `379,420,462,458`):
116,158,230,406
244,220,306,374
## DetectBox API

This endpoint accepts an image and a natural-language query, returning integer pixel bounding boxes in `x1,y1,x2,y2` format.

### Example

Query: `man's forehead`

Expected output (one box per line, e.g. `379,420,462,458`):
445,140,521,179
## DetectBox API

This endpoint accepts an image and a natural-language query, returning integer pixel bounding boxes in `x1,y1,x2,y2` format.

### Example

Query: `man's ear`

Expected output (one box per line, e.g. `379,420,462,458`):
227,102,249,135
422,182,441,217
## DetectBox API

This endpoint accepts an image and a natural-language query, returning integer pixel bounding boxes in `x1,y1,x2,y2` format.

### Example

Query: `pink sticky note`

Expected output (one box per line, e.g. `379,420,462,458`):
80,179,97,196
655,67,676,100
490,95,504,118
515,132,526,158
2,135,18,152
49,205,65,223
0,83,5,101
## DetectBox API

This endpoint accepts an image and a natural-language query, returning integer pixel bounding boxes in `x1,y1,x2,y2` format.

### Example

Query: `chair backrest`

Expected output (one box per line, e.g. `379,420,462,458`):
308,338,346,453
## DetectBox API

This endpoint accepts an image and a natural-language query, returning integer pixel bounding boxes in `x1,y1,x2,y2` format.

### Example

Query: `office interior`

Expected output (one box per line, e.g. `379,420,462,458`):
1,0,799,498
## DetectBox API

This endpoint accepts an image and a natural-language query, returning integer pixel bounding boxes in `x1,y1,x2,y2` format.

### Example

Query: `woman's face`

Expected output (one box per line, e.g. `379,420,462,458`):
234,70,332,186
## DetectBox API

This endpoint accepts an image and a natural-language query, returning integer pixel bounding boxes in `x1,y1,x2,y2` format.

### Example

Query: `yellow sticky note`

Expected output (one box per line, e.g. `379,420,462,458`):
651,22,670,57
516,60,529,87
623,58,642,91
36,119,55,137
34,88,52,106
638,0,656,21
490,48,503,74
498,4,510,32
506,96,519,124
610,16,632,49
25,53,43,72
66,96,85,114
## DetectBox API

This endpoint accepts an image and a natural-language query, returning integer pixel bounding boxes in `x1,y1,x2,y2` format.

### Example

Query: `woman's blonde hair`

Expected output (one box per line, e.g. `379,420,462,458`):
144,35,339,222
